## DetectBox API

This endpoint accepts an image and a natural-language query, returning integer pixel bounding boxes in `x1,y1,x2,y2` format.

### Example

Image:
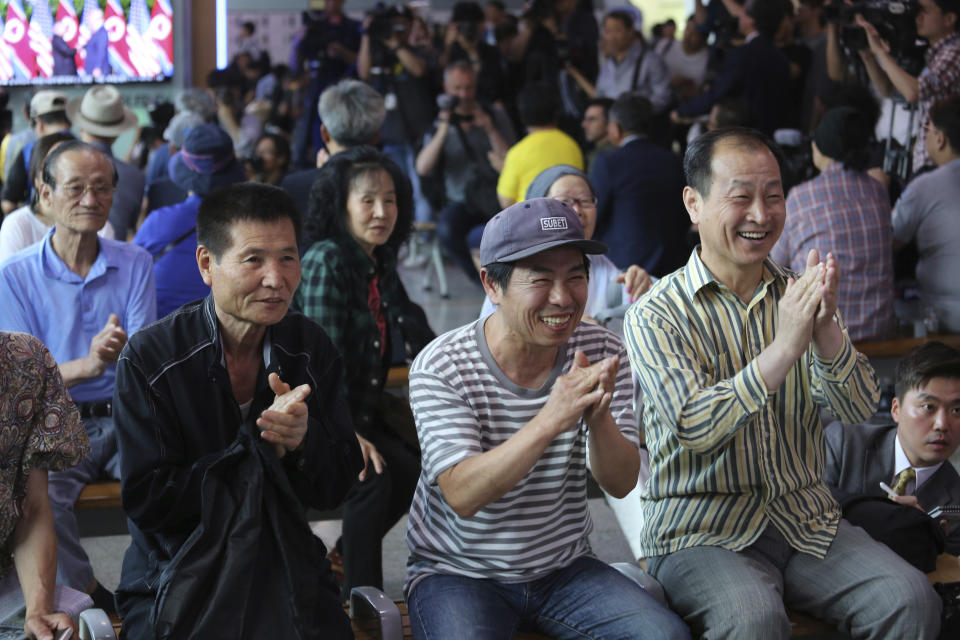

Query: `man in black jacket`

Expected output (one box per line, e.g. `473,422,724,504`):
113,183,364,638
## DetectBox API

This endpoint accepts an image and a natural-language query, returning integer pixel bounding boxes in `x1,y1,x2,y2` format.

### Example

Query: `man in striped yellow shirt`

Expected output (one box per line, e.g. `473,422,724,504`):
624,126,942,639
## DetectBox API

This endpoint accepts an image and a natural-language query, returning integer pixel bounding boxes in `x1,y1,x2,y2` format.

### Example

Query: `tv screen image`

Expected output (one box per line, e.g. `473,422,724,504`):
0,0,173,86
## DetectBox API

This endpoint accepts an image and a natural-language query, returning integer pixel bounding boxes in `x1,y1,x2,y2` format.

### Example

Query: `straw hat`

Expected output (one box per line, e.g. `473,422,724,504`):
66,85,138,138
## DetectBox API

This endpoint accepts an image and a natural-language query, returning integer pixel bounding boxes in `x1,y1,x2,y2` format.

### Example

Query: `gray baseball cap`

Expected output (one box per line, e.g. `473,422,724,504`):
479,198,607,267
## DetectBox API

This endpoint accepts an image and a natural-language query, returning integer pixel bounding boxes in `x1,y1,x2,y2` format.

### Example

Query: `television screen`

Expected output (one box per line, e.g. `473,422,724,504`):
0,0,173,86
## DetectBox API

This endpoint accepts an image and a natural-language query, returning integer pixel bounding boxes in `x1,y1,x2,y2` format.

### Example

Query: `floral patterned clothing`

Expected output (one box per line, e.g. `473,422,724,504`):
0,331,89,576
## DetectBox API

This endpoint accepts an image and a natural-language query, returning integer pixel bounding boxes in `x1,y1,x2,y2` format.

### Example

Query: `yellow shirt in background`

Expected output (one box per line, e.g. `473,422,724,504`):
496,129,583,204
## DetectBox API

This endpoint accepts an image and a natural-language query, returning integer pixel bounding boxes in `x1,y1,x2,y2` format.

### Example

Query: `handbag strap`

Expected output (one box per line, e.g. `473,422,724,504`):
154,226,197,264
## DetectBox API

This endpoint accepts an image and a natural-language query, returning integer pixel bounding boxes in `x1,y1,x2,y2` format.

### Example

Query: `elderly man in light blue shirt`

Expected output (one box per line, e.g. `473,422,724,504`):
0,140,155,611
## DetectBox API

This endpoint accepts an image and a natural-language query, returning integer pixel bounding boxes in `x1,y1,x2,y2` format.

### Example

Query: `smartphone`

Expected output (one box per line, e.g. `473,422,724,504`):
54,629,73,640
929,505,960,522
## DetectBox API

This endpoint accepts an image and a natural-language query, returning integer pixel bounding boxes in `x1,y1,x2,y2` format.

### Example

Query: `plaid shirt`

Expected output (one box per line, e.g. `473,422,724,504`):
294,235,402,437
915,33,960,170
771,163,895,342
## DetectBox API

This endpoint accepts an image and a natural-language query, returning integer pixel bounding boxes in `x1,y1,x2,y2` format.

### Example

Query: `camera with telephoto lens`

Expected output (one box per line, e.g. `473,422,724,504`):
824,0,927,75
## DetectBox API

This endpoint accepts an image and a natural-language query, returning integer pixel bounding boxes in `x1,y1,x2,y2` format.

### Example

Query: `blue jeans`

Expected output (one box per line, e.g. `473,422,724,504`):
646,521,941,640
407,556,690,640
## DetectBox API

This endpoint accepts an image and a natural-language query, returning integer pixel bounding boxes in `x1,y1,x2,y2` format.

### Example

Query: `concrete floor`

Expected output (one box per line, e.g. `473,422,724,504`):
79,249,638,599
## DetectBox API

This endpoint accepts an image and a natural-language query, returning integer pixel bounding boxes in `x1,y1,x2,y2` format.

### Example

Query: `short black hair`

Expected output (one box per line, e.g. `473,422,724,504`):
609,93,653,136
823,82,881,130
304,146,413,251
933,0,960,31
197,183,301,260
517,83,559,127
604,10,634,31
895,341,960,400
930,95,960,153
35,110,71,128
483,261,515,293
483,254,591,293
684,127,785,198
712,98,749,128
585,97,615,120
30,131,75,208
745,0,785,39
242,21,255,34
42,140,118,190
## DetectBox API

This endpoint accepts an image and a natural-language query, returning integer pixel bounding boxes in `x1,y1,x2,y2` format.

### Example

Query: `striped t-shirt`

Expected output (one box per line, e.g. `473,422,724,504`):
404,318,640,597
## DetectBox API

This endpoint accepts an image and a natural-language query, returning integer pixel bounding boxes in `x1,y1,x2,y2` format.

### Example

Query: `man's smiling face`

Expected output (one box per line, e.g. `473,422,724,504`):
686,139,786,278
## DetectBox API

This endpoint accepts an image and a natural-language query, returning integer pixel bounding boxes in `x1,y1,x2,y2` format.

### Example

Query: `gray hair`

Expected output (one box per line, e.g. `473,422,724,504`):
443,60,476,84
317,80,386,148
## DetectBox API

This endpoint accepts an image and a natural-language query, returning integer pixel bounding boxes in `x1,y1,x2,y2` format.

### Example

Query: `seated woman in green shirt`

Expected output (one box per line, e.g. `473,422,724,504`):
294,146,427,602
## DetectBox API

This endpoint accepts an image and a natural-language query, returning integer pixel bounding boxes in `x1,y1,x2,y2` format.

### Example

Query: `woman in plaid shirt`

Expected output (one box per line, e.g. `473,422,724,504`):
293,146,425,602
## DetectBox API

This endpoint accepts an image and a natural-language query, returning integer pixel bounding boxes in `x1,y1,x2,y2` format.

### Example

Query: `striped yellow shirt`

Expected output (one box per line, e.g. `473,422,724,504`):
624,250,879,559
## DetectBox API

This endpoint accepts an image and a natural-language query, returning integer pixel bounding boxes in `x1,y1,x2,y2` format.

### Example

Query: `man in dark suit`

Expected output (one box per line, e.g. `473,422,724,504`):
589,93,688,277
824,341,960,555
671,0,791,136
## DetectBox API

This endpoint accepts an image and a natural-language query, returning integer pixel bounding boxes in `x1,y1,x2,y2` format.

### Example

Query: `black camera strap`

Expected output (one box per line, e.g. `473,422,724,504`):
630,46,647,92
451,118,494,173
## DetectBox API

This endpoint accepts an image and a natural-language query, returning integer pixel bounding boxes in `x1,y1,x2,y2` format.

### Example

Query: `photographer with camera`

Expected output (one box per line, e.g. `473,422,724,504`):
358,5,435,225
442,2,508,104
291,2,362,168
416,61,514,284
834,0,960,172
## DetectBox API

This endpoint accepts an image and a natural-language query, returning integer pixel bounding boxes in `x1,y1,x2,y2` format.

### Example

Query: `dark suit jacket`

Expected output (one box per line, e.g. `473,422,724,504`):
280,168,321,219
824,420,960,555
676,33,791,136
589,137,688,277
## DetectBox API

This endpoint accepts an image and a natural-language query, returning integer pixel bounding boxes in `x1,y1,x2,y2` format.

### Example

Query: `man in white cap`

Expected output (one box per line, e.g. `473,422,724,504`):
67,85,144,239
1,91,71,215
403,198,690,639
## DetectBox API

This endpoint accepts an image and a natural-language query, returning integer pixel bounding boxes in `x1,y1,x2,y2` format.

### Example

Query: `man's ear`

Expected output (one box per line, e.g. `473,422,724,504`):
39,183,54,211
945,11,957,33
683,186,702,225
320,123,331,145
606,121,622,144
891,396,901,425
932,127,948,154
197,245,214,286
480,268,503,304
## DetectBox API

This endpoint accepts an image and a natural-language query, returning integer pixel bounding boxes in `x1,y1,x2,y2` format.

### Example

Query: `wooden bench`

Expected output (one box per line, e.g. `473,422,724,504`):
854,333,960,358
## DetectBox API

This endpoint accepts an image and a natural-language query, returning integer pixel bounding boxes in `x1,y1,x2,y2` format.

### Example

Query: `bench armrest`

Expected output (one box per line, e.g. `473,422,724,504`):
78,608,116,640
350,586,402,640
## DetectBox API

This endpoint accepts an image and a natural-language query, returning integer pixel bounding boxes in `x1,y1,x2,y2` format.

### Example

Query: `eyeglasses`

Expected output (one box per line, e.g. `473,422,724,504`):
59,183,115,201
553,195,598,209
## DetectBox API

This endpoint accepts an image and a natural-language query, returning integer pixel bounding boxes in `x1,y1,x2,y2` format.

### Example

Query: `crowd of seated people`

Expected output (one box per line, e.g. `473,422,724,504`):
1,0,960,638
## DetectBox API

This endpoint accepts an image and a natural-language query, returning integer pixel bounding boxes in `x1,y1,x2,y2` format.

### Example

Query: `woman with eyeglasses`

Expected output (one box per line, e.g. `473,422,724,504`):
479,164,653,321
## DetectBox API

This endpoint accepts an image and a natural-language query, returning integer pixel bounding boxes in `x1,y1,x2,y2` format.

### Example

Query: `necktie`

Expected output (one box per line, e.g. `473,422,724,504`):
890,467,916,497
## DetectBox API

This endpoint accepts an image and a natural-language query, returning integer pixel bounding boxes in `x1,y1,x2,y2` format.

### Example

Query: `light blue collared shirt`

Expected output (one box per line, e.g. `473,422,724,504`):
0,229,156,402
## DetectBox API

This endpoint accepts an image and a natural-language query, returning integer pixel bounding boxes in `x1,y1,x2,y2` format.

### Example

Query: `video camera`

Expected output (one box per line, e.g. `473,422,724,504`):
366,4,412,44
824,0,927,75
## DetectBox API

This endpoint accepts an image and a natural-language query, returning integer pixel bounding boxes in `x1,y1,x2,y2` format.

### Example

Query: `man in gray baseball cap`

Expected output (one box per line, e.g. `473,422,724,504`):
403,198,690,639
